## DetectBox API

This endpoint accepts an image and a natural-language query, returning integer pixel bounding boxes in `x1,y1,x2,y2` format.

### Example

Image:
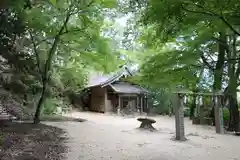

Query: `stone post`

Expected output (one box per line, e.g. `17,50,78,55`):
175,93,186,141
214,94,224,134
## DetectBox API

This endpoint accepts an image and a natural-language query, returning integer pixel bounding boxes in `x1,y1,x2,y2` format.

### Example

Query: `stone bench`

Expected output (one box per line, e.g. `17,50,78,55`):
137,117,156,131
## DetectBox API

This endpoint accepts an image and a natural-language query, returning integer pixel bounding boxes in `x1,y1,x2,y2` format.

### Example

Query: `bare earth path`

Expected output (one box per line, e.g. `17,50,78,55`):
47,112,240,160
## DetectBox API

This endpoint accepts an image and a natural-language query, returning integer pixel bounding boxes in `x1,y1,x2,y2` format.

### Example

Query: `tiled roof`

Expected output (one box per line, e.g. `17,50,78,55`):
86,65,132,88
87,74,113,88
110,82,148,94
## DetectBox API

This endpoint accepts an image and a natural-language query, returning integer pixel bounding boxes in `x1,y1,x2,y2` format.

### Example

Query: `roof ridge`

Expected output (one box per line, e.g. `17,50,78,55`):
86,65,133,88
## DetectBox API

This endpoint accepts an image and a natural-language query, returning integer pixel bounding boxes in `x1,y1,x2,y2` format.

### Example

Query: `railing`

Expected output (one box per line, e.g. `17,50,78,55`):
173,91,225,141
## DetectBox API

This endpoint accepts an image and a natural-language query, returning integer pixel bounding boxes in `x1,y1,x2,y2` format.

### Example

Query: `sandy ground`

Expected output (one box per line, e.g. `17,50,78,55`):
46,112,240,160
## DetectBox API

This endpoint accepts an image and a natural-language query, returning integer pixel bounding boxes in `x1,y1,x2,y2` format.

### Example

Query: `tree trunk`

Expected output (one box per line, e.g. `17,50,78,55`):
228,96,239,131
175,94,186,141
210,32,226,125
226,33,240,132
214,94,224,134
32,10,73,124
33,82,47,124
213,32,226,90
190,88,199,120
190,95,196,120
227,76,239,131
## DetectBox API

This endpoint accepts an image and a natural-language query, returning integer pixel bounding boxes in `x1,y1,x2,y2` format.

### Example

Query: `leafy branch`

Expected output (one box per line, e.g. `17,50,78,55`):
181,2,240,36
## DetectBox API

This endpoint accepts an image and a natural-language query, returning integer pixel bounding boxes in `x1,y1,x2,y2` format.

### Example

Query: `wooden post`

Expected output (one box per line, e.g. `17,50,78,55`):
175,93,186,141
145,97,148,112
104,88,108,113
137,96,139,112
117,95,121,116
140,96,143,113
199,96,205,124
214,94,224,134
194,95,198,117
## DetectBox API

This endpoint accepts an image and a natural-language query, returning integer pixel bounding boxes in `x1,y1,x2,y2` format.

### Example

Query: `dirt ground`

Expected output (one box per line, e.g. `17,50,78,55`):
1,112,240,160
0,122,68,160
54,112,240,160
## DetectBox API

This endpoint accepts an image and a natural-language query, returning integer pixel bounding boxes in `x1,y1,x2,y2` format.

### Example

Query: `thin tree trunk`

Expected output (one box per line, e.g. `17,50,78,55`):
32,11,72,124
190,95,196,120
33,83,47,124
213,32,226,90
190,67,203,120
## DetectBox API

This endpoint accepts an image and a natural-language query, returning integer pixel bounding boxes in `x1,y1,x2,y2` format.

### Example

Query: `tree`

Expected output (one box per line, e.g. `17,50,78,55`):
129,0,240,132
23,0,116,123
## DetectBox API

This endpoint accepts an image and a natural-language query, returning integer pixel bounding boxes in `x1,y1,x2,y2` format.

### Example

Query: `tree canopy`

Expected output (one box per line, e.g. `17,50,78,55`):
1,0,240,130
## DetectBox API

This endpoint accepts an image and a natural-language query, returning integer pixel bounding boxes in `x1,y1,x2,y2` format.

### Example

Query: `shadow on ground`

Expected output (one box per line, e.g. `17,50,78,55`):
40,115,87,122
0,122,68,160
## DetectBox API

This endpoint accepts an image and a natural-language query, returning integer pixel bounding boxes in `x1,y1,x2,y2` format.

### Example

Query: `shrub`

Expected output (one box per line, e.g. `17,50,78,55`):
184,108,190,117
42,97,72,115
42,98,58,115
152,104,170,115
222,107,230,122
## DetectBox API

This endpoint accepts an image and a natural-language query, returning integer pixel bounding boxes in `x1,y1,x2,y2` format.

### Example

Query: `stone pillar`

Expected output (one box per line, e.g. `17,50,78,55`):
214,94,224,134
175,93,186,141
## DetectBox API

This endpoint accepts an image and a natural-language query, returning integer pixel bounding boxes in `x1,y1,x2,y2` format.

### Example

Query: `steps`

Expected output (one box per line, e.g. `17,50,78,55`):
0,104,17,120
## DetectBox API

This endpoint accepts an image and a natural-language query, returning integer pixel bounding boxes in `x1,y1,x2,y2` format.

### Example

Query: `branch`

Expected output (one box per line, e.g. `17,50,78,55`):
61,0,94,35
69,0,94,15
219,16,240,36
225,57,240,61
200,52,215,71
181,4,215,17
36,37,54,46
28,29,43,80
43,3,74,82
212,37,229,48
181,2,240,36
59,27,87,36
205,51,217,63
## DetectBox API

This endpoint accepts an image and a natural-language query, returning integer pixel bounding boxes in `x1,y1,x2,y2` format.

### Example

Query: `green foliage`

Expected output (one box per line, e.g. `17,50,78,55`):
48,0,57,6
133,0,240,40
127,0,240,91
0,0,122,121
25,0,119,121
42,98,57,115
42,97,71,115
184,108,190,117
138,47,200,88
223,107,230,122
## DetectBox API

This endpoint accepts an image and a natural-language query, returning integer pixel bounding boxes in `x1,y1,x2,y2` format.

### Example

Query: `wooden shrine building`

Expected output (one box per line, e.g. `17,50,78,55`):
83,66,148,114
